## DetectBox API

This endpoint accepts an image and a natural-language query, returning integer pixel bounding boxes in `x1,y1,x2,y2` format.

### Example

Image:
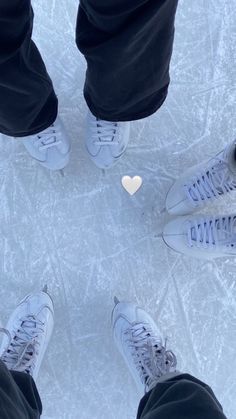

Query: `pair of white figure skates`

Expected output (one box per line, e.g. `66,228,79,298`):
21,111,236,259
21,111,130,171
164,141,236,259
0,291,176,394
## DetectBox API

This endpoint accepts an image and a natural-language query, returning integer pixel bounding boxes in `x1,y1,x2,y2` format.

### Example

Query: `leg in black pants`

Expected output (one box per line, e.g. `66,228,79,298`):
76,0,178,121
0,360,41,419
0,1,57,137
137,374,227,419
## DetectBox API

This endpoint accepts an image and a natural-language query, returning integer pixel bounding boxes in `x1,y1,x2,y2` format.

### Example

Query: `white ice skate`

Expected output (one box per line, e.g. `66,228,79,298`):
22,116,71,170
163,214,236,259
166,141,236,215
112,298,177,394
0,290,54,381
85,110,130,169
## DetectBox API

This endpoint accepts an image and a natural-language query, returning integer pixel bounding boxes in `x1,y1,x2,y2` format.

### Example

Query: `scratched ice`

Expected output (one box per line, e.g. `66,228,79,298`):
0,1,235,418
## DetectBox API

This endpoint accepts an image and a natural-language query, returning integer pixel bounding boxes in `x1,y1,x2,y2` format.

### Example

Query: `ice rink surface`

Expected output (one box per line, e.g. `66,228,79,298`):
0,1,236,418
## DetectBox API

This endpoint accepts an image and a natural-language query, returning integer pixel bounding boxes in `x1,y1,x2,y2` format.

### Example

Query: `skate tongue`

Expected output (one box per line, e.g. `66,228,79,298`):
210,167,232,195
23,319,37,328
10,317,38,348
18,342,34,358
96,119,117,143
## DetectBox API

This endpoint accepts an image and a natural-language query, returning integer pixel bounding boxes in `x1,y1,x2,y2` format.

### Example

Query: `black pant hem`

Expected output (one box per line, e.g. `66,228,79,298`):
84,89,168,122
0,96,58,138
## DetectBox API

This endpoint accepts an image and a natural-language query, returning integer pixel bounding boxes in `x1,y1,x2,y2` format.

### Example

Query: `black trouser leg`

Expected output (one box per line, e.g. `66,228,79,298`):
0,1,58,137
137,374,227,419
0,360,42,418
76,0,178,122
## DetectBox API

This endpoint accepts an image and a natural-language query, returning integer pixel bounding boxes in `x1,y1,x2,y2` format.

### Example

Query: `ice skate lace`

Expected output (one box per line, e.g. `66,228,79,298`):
185,156,236,207
92,119,119,146
0,315,44,374
187,216,236,248
36,123,62,151
125,323,177,392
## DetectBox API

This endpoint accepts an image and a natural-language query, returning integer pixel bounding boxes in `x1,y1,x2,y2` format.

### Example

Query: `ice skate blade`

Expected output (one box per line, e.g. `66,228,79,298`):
114,296,120,306
42,284,48,293
41,285,54,308
160,207,167,215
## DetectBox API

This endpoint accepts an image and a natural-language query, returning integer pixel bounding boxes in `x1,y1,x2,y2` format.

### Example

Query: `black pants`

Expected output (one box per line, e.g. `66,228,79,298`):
0,0,178,137
0,361,227,419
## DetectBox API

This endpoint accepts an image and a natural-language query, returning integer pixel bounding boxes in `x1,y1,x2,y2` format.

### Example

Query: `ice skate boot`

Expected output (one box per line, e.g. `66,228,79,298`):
0,290,54,381
163,214,236,259
86,110,130,169
166,141,236,215
22,116,70,170
112,298,177,393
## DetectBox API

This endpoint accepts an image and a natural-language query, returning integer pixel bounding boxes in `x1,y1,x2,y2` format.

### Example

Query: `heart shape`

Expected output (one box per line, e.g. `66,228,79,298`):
121,176,143,196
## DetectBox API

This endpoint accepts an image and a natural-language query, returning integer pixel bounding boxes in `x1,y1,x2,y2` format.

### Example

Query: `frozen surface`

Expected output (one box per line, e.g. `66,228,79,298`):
0,1,236,418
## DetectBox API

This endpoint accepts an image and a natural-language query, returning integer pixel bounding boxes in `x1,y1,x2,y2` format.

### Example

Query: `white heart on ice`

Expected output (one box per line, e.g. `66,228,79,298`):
121,176,143,196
